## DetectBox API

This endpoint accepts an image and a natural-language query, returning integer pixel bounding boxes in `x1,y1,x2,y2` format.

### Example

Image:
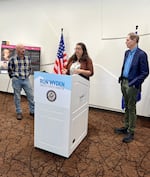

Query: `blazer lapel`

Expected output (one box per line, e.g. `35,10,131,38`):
129,48,139,71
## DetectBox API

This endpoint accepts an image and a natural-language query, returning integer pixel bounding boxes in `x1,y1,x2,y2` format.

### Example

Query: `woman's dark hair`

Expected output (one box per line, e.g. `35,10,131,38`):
70,42,90,62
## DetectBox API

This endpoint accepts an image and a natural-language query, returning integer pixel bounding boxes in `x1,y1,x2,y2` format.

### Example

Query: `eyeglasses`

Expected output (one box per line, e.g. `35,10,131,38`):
75,47,82,50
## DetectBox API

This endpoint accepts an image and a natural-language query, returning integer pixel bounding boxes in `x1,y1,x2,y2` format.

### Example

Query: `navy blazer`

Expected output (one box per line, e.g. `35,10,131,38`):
119,48,149,90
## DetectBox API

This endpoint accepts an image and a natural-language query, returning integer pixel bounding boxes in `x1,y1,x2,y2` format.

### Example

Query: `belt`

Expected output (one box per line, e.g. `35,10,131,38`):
122,77,128,80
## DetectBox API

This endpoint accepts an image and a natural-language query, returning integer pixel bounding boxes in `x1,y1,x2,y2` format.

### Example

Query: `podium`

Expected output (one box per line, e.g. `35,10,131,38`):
34,72,90,157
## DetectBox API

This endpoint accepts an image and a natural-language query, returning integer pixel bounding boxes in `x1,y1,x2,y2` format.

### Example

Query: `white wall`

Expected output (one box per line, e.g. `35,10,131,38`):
0,0,150,117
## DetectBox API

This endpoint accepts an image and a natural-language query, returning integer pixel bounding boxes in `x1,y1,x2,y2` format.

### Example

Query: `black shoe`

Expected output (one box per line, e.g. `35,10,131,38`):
114,127,128,134
30,112,34,117
16,113,23,120
122,133,134,143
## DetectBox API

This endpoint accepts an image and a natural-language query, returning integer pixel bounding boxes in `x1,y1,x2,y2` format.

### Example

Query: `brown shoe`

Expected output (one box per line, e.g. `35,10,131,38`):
16,113,23,120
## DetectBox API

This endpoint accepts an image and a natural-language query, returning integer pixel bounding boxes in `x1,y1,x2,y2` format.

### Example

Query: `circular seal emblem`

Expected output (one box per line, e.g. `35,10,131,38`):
47,90,56,102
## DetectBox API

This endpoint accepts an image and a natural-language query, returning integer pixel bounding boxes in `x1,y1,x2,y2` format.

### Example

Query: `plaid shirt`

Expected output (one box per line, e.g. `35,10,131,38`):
8,56,32,79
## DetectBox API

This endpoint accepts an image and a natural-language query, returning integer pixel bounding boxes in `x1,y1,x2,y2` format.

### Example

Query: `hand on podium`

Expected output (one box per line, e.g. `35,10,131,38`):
61,68,68,74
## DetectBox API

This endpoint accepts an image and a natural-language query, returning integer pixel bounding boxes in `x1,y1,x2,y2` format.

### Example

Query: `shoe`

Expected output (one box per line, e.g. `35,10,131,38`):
122,133,134,143
114,127,128,134
16,113,22,120
30,112,34,117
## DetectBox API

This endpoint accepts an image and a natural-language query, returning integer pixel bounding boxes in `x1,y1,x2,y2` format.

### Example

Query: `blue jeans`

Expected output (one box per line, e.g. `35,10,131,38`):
12,77,34,114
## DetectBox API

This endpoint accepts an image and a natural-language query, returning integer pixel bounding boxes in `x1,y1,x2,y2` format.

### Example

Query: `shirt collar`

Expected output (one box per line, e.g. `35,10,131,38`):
130,46,137,54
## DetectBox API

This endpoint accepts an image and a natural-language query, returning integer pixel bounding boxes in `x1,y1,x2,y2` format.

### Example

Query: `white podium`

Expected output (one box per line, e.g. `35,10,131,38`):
34,72,90,157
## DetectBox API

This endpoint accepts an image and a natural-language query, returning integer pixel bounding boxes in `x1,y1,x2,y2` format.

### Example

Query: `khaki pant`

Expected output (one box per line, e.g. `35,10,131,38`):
121,79,139,133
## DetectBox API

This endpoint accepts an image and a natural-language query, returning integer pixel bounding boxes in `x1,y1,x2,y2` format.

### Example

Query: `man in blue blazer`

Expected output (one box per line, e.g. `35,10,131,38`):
115,32,149,143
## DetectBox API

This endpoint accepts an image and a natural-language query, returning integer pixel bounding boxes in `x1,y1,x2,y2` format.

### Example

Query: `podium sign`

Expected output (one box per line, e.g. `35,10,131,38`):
34,72,90,157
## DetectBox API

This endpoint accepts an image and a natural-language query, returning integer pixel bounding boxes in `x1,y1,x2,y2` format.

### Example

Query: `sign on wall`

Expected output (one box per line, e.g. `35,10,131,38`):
0,44,41,74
